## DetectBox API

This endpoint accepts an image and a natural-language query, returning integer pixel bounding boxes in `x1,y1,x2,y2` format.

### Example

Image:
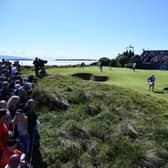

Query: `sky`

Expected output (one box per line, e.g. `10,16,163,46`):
0,0,168,60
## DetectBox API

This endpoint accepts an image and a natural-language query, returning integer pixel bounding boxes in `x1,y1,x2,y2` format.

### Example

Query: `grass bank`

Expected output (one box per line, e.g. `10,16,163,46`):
30,71,168,168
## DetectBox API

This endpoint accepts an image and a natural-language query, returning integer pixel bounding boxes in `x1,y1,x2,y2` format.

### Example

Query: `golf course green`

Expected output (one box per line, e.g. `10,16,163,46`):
47,66,168,101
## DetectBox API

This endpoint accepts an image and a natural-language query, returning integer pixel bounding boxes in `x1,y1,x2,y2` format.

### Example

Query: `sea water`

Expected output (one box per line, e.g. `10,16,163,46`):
17,60,96,66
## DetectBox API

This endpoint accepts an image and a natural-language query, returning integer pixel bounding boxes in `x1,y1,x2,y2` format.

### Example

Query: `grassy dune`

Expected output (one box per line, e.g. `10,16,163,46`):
27,66,168,168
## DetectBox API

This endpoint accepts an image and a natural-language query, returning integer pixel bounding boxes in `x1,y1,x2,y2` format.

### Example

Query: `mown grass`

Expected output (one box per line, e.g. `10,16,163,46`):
28,71,168,168
46,66,168,101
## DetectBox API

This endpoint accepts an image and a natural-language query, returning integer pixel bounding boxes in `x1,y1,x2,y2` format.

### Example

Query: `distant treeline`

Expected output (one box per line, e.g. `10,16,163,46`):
98,50,141,67
55,59,97,61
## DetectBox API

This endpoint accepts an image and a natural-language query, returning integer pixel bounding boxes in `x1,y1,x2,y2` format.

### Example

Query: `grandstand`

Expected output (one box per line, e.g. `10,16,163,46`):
138,50,168,70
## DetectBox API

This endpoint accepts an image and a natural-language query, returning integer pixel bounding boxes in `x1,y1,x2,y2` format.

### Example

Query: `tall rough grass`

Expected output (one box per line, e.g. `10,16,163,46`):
31,74,168,168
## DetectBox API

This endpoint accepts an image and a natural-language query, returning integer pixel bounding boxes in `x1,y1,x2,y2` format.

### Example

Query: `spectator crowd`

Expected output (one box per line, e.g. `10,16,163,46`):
141,50,168,64
0,59,38,168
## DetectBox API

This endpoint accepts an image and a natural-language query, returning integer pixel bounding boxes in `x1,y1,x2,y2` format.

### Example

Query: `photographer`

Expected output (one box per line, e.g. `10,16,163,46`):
33,58,39,77
33,57,48,77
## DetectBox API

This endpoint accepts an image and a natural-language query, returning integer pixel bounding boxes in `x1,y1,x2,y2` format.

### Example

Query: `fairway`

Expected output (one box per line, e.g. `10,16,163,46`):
47,66,168,101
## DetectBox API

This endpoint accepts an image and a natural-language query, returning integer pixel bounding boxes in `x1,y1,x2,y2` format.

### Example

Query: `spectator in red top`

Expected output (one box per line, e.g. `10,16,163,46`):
0,140,25,168
0,109,8,155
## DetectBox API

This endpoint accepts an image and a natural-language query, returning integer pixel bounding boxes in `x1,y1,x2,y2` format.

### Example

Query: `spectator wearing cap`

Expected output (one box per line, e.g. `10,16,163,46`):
0,100,7,109
7,96,20,119
12,84,26,108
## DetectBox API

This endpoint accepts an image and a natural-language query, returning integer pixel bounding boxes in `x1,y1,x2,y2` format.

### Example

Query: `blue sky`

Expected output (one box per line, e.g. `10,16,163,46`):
0,0,168,60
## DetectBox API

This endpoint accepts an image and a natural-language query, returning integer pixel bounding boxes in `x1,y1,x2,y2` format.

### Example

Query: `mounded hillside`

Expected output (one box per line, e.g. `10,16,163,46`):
32,74,168,168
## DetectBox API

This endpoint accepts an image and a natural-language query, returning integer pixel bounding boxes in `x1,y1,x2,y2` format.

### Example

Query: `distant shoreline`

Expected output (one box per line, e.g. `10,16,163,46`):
18,60,97,66
55,59,97,61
